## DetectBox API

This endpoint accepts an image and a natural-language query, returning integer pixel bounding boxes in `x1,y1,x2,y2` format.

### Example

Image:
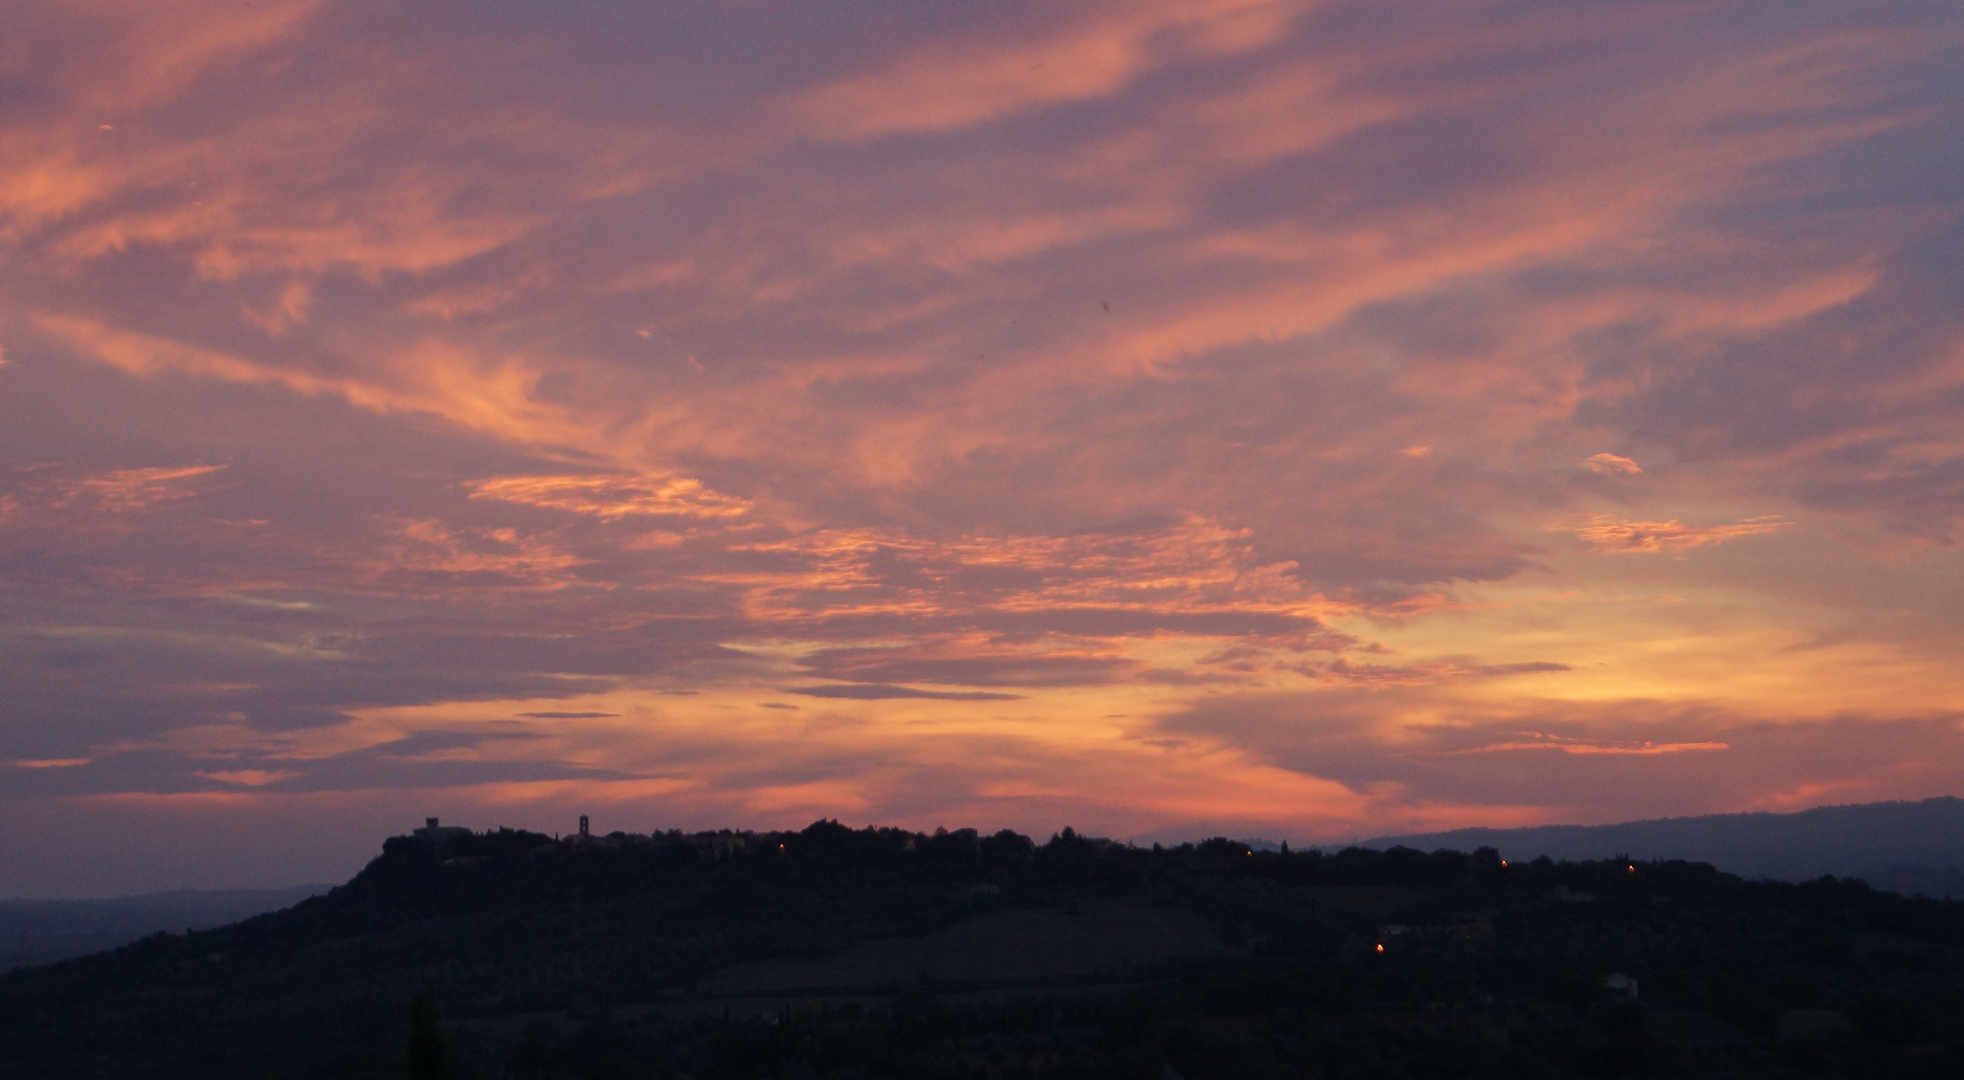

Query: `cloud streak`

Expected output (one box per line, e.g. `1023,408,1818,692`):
468,474,751,520
1562,515,1795,554
785,685,1025,702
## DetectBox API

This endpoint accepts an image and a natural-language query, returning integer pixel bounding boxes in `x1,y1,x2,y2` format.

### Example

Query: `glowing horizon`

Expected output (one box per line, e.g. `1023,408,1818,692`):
4,0,1963,896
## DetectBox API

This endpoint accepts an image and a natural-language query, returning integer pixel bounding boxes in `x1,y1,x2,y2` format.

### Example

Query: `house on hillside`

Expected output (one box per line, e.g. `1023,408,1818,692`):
414,817,473,855
684,831,754,860
1600,973,1639,1000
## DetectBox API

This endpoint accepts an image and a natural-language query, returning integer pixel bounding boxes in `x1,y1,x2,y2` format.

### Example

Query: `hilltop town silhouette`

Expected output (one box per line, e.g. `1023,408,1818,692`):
4,811,1964,1078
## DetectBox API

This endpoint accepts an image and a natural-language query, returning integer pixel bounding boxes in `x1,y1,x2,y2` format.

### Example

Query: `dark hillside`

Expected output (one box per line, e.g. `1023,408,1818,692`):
3,822,1963,1078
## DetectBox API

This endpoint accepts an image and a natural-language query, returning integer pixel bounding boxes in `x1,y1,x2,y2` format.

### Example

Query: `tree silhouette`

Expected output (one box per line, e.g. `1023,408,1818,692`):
408,988,444,1080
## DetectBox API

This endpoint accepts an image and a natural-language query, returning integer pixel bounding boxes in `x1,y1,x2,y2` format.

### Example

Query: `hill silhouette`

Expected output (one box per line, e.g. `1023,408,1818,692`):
2,820,1963,1078
1360,796,1964,897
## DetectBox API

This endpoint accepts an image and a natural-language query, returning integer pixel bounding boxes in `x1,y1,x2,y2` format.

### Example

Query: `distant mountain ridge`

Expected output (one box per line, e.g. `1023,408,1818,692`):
1358,796,1964,897
0,885,328,972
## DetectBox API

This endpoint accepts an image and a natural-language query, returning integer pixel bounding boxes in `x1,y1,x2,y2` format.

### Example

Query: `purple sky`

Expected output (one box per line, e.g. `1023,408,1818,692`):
4,0,1963,896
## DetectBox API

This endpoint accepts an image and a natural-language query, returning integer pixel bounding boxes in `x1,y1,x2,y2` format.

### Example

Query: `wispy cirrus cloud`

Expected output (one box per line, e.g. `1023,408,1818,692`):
1583,453,1642,476
1455,734,1729,756
468,474,751,520
40,465,227,514
1560,515,1794,554
785,684,1024,702
1289,658,1572,687
1156,689,1964,831
197,768,301,787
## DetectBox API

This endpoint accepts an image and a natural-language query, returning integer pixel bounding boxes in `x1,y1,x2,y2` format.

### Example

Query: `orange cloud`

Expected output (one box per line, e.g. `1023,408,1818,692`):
31,315,608,458
197,768,302,787
789,0,1296,141
1562,515,1793,554
714,517,1351,632
468,474,750,520
1584,453,1642,476
355,516,588,590
1460,735,1729,756
40,465,226,514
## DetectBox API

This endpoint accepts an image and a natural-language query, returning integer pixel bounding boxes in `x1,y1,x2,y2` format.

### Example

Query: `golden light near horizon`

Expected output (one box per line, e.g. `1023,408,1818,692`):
3,0,1964,895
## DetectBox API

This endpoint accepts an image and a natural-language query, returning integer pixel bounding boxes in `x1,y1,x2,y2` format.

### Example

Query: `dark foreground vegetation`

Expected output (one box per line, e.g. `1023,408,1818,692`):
3,822,1963,1079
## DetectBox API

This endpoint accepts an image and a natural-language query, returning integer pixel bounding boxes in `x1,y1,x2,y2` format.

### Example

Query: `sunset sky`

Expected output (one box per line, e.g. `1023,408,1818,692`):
5,0,1964,896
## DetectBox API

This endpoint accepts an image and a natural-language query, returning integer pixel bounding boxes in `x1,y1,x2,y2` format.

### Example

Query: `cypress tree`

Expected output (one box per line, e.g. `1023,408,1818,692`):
408,988,444,1080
